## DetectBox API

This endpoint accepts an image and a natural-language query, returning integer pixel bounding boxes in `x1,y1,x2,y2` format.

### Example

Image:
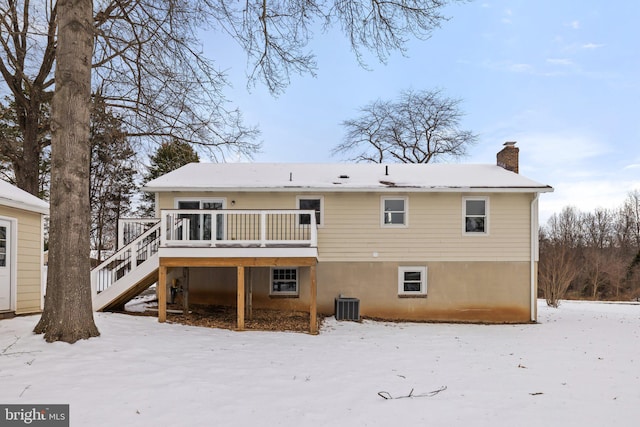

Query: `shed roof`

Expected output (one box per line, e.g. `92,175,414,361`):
143,162,553,193
0,179,50,215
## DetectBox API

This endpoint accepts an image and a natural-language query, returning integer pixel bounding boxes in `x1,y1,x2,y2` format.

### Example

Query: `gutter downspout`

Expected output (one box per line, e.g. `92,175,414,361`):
530,193,539,322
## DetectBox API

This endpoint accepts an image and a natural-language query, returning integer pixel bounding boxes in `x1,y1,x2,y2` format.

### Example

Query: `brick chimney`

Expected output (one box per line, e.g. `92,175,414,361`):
496,141,519,173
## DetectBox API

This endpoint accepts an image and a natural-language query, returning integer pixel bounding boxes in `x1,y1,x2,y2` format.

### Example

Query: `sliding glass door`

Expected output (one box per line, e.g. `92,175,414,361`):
177,199,225,241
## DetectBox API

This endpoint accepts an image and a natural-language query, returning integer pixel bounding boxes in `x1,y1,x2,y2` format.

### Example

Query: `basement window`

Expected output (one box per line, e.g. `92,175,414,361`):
271,268,299,296
398,266,427,296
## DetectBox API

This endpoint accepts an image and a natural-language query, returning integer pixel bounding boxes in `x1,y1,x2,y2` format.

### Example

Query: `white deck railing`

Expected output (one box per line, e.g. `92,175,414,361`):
91,209,318,299
160,209,318,248
118,218,160,249
91,222,161,294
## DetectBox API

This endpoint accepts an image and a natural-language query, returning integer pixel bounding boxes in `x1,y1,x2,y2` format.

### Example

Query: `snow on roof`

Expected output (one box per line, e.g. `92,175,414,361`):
0,179,49,214
143,162,553,193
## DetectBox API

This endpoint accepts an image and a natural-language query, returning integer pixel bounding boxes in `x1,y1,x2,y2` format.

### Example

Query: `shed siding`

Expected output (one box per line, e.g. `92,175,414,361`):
0,205,44,314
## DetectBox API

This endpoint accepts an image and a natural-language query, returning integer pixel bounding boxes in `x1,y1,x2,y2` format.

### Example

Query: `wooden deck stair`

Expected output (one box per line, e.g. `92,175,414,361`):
91,222,160,312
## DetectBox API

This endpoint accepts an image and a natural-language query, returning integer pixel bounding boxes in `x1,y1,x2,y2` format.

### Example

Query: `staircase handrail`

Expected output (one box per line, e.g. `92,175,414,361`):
91,221,161,296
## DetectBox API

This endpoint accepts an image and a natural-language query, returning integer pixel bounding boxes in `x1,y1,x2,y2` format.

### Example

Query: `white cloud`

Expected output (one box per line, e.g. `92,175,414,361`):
539,178,637,224
519,132,609,167
501,8,512,24
508,63,533,73
546,58,573,66
582,42,605,49
568,20,580,29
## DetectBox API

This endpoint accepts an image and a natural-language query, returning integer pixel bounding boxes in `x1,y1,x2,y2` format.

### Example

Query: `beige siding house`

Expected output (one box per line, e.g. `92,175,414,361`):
93,143,552,332
0,180,49,317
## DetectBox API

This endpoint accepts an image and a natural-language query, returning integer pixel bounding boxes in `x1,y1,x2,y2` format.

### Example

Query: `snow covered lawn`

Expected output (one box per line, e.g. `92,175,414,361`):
1,300,638,426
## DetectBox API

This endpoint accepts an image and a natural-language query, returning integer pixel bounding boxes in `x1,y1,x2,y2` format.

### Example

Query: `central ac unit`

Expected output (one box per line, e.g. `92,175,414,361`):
335,296,360,321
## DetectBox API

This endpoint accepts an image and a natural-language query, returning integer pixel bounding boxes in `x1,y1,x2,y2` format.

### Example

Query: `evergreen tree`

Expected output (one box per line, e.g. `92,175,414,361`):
90,96,137,261
139,141,200,217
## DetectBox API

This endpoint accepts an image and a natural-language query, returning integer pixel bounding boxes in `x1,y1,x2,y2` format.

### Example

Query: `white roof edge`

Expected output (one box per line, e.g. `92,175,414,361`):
0,196,49,215
142,186,554,194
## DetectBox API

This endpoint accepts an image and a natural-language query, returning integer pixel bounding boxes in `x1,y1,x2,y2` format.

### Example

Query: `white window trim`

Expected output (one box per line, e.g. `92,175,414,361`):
0,216,18,312
270,267,299,296
173,198,227,241
398,266,427,296
296,195,324,228
173,197,227,209
381,196,408,228
462,196,489,236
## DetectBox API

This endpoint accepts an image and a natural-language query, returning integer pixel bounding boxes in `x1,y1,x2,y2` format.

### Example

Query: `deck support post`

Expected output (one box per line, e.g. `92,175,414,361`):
158,265,167,323
310,264,318,334
183,267,189,315
246,268,253,320
237,266,245,330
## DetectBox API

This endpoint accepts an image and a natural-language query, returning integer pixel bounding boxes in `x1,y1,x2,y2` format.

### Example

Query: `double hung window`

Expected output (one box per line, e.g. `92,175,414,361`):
271,268,299,296
398,266,427,296
382,197,407,227
464,197,488,234
297,196,323,226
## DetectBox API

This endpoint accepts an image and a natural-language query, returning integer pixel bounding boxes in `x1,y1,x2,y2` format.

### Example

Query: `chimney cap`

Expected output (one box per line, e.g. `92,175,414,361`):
504,141,517,147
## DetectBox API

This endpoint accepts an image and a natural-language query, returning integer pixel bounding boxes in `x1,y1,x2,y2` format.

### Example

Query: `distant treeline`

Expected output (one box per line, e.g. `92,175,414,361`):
539,191,640,306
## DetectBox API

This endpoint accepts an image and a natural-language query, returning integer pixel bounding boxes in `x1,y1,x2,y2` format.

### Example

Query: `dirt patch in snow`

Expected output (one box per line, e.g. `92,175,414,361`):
120,302,324,333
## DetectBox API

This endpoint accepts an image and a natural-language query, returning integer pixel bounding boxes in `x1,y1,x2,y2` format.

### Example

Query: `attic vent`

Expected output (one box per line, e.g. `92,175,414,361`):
339,174,349,179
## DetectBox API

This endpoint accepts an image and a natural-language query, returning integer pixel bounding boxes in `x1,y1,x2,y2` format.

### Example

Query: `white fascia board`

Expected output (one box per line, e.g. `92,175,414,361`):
145,186,554,194
0,197,50,215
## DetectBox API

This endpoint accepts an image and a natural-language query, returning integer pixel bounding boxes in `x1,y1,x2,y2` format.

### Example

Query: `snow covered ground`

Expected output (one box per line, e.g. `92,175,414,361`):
1,300,638,426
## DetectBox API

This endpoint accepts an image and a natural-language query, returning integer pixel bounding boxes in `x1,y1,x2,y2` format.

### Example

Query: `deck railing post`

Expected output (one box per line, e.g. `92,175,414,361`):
160,212,167,246
260,211,267,247
211,212,218,247
310,211,317,247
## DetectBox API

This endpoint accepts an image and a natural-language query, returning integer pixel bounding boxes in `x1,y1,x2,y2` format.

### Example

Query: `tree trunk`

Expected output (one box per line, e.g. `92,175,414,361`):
34,0,99,342
13,106,42,197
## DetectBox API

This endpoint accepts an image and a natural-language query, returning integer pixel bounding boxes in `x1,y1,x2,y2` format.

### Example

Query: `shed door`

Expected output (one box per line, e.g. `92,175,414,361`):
0,219,11,311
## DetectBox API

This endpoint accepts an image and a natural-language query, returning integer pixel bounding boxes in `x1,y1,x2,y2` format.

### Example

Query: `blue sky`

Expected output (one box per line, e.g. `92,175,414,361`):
204,0,640,223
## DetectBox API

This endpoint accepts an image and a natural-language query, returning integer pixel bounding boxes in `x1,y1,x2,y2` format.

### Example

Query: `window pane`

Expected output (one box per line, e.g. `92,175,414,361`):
178,201,200,209
384,199,404,212
466,200,485,215
404,282,422,292
272,281,297,293
404,271,422,281
299,199,321,225
465,217,485,233
202,202,223,210
272,269,298,294
0,226,5,266
385,212,405,224
299,199,320,211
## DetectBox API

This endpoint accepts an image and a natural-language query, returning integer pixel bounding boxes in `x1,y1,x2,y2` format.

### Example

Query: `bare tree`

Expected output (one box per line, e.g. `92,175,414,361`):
546,206,584,248
333,89,477,163
34,0,99,342
0,0,259,197
2,0,461,196
539,230,580,307
624,190,640,250
216,1,457,94
581,208,614,299
25,0,462,343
